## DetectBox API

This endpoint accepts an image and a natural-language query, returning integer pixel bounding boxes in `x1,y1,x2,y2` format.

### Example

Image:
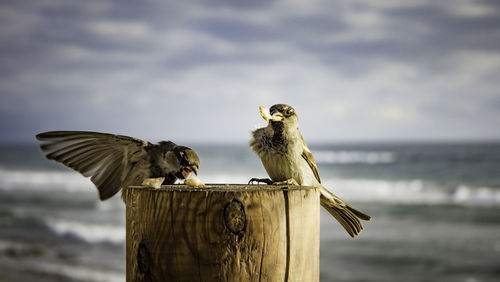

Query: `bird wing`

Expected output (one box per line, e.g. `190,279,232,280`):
300,133,321,184
36,131,150,200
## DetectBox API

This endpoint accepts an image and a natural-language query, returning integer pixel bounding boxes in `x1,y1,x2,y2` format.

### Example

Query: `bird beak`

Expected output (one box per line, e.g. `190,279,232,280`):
270,112,284,122
182,167,192,179
182,166,198,179
259,106,283,122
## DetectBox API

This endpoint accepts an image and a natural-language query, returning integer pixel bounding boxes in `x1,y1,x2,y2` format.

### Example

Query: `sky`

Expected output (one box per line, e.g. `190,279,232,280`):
1,0,500,144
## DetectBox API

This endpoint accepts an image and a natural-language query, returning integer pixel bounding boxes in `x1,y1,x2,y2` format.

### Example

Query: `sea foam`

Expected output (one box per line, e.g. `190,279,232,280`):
314,150,395,164
0,168,91,192
46,218,125,244
2,168,499,206
322,178,500,205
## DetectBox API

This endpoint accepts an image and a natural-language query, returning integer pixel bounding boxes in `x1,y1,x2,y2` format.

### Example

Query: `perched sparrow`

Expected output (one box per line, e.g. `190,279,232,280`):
36,131,203,201
249,104,371,237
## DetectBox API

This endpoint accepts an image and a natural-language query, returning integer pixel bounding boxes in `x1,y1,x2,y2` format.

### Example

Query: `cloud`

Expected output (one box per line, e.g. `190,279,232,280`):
1,0,499,143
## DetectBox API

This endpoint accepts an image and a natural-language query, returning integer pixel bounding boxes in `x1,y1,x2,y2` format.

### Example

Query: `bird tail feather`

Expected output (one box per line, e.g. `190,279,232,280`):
320,186,371,237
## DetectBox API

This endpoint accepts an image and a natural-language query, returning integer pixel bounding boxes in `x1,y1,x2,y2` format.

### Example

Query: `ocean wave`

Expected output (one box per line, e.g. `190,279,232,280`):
313,150,395,164
46,218,125,244
2,168,499,206
28,260,123,282
323,178,500,205
0,168,91,192
0,168,253,192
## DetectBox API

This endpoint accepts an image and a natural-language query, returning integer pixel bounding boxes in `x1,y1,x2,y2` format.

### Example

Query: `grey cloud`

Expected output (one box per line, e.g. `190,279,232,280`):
194,19,280,43
1,0,500,143
198,0,274,10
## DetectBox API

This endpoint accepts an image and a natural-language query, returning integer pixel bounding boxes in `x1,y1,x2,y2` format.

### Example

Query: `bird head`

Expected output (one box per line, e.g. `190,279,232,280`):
173,146,200,179
259,104,298,130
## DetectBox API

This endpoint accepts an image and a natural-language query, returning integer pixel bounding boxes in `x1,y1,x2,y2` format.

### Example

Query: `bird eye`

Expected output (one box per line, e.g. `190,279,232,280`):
285,109,292,116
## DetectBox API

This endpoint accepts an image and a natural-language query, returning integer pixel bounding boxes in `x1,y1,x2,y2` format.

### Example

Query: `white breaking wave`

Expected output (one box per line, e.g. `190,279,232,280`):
32,261,123,282
322,178,500,205
0,168,255,192
0,168,91,192
46,218,125,244
313,150,395,164
2,168,500,206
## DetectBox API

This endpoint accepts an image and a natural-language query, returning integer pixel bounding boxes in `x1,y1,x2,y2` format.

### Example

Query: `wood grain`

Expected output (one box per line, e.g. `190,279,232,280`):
125,185,319,282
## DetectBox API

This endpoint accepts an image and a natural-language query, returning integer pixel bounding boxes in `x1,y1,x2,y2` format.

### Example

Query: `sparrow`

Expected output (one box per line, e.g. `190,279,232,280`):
36,131,203,201
249,104,371,237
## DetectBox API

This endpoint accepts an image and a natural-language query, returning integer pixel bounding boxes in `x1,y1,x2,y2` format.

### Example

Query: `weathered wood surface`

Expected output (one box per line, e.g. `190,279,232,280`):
125,184,319,282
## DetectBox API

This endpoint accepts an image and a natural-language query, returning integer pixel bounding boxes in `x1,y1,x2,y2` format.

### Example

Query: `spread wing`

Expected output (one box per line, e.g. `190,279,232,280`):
36,131,150,200
300,134,321,184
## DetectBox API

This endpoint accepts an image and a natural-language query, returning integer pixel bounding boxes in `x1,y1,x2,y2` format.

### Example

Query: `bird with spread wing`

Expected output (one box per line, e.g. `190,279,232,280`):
36,131,203,201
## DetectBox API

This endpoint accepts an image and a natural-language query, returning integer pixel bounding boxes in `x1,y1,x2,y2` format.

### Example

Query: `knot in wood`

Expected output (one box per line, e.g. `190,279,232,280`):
137,242,151,275
224,200,246,234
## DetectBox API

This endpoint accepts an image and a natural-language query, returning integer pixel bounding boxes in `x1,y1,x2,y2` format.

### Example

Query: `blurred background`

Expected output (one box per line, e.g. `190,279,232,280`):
1,0,500,281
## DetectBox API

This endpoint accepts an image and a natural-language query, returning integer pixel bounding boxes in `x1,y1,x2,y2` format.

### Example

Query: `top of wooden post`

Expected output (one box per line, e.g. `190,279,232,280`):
125,183,320,282
127,184,317,192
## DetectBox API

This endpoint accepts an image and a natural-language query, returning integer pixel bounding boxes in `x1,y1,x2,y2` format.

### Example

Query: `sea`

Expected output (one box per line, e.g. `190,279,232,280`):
1,142,500,282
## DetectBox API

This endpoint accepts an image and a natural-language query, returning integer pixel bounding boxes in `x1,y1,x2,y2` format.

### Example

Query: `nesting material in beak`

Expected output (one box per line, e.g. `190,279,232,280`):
259,106,272,121
184,174,205,187
142,177,165,188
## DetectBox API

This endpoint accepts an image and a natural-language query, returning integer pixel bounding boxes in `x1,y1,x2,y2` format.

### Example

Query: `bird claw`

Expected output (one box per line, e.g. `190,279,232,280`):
248,178,274,185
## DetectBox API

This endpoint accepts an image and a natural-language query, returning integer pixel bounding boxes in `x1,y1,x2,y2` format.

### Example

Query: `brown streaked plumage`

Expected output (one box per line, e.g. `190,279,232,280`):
249,104,371,237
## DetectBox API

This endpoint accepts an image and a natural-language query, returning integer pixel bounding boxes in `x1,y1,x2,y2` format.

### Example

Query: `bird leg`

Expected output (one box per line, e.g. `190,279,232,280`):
248,177,274,185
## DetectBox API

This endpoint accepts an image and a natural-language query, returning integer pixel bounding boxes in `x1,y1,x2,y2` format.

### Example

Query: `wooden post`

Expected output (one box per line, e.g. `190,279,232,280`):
125,184,320,282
